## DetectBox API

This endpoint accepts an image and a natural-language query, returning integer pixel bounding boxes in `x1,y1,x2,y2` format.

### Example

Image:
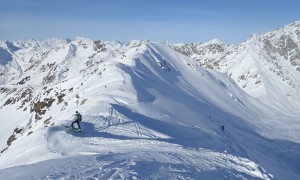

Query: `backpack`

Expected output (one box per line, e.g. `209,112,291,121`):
77,113,82,121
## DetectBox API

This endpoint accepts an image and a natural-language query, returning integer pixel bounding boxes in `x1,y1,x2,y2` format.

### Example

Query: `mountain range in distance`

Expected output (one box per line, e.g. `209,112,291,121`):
0,21,299,179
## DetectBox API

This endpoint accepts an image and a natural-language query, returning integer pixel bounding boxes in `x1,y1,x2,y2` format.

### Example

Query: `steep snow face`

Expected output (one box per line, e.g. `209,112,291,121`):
170,21,300,117
0,38,299,179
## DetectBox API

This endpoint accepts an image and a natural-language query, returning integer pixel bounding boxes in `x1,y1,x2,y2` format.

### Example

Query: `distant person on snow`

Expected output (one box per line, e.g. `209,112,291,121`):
71,111,82,130
221,125,224,132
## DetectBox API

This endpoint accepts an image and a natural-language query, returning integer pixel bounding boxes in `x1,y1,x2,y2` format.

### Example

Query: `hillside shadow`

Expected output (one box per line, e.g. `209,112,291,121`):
54,103,300,178
111,104,224,150
117,51,181,103
111,104,300,179
59,121,166,142
0,47,13,65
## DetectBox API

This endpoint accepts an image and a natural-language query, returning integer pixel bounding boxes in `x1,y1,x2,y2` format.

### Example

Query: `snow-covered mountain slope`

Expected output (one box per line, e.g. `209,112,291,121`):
0,36,299,179
170,21,300,117
170,21,300,116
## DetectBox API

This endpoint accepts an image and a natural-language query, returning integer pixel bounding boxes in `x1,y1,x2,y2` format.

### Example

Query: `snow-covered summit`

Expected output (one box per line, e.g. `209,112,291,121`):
202,38,224,45
126,39,150,48
0,22,300,179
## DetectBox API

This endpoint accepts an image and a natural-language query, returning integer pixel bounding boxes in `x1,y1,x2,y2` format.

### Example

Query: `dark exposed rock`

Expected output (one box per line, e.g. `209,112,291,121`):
93,40,106,52
30,98,55,120
44,116,52,125
2,88,33,109
57,93,65,104
3,97,15,106
7,134,16,146
17,76,31,85
43,74,56,85
14,127,23,134
1,147,8,153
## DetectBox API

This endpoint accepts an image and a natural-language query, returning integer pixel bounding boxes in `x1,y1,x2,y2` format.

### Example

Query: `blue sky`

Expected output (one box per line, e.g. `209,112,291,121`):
0,0,299,44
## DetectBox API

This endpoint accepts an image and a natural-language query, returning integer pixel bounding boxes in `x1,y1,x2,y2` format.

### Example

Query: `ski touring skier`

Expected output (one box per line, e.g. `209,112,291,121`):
71,111,82,130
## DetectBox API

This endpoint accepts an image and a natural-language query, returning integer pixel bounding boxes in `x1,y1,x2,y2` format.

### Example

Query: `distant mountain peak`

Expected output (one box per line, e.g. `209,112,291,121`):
203,38,224,45
126,39,150,48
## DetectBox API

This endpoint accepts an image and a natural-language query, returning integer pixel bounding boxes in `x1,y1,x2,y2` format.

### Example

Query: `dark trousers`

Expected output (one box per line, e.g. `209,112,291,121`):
71,120,81,129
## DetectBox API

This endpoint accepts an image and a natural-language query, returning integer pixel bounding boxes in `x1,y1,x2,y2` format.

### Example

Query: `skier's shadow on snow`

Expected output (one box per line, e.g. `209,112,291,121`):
110,104,217,148
63,121,159,141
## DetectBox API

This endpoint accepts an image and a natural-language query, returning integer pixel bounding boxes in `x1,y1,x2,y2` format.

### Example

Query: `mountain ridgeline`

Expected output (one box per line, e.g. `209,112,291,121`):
169,21,300,116
0,22,300,179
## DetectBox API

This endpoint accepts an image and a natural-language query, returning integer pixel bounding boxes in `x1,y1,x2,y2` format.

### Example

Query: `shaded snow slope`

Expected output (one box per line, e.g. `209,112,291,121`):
0,38,299,179
170,21,300,117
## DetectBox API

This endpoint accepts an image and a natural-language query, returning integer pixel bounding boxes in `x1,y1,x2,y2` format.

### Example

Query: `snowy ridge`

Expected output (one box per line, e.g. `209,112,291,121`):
0,22,300,179
170,21,300,117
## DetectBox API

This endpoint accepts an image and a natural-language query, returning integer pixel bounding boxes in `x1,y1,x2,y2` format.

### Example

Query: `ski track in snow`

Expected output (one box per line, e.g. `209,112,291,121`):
0,112,276,179
0,112,274,179
0,137,271,180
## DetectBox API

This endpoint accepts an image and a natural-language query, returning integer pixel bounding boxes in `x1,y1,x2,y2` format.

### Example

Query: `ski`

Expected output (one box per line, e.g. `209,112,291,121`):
61,124,84,133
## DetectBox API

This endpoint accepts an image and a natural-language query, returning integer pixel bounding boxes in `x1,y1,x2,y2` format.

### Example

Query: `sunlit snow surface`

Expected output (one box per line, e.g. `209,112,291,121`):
0,36,299,179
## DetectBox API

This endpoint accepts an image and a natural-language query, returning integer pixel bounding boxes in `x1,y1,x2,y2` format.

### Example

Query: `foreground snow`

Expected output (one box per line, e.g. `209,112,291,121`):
0,121,271,180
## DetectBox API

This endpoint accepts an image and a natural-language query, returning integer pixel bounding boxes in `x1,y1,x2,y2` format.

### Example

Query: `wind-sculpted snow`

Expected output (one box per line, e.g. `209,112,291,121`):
0,25,300,179
0,148,271,179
